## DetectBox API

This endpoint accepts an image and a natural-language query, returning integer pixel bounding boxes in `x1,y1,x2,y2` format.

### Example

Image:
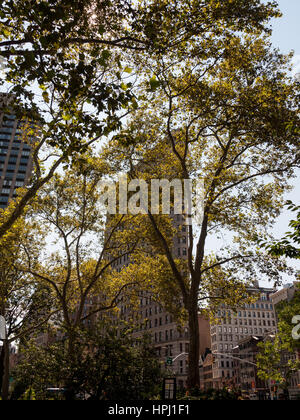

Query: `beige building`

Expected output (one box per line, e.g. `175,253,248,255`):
270,282,299,306
232,336,269,398
210,286,277,389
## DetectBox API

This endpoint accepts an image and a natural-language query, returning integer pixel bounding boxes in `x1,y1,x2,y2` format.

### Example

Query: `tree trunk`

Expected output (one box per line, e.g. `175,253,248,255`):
64,330,77,401
187,301,200,390
1,340,10,400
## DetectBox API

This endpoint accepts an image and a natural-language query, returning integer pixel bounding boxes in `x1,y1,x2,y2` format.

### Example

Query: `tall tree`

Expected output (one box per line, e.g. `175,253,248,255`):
106,31,300,388
15,163,157,398
0,219,56,400
0,0,281,238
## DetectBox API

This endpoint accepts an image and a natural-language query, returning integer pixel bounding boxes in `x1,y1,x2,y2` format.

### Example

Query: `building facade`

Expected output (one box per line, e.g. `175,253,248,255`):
232,336,269,399
210,286,277,389
0,94,33,209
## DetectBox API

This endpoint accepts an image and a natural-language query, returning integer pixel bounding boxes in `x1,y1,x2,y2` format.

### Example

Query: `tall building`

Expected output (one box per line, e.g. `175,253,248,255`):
0,94,33,209
210,286,277,389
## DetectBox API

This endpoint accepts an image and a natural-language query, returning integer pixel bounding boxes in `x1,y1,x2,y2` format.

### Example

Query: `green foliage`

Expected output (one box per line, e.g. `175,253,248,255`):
103,5,300,386
12,323,164,400
19,388,36,401
257,287,300,385
0,0,298,393
179,387,240,400
0,0,285,241
262,201,300,260
275,288,300,351
0,218,55,399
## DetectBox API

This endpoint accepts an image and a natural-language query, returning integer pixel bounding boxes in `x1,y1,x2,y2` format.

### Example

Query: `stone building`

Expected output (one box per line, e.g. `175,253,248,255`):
210,285,277,389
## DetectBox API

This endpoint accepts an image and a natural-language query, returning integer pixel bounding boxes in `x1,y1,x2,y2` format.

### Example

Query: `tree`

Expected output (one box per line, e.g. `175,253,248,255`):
0,0,136,238
257,287,300,395
0,0,281,239
105,30,300,388
14,163,159,398
13,322,163,400
0,218,57,400
0,0,293,392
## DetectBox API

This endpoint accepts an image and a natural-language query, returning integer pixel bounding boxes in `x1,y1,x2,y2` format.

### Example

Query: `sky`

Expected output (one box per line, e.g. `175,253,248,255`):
269,0,300,57
267,0,300,253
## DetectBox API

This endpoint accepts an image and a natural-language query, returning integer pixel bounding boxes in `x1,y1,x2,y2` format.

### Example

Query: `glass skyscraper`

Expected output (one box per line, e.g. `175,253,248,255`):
0,94,33,209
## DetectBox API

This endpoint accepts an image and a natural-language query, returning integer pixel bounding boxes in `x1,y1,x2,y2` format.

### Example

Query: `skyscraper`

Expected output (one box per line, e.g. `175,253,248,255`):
0,94,33,209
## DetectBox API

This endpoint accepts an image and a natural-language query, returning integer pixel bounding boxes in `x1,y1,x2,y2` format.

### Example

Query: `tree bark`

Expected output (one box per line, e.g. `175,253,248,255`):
187,300,200,390
64,329,77,401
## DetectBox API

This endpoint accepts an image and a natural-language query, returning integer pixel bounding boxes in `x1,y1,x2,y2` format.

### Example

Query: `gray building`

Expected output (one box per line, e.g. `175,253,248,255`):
0,94,33,209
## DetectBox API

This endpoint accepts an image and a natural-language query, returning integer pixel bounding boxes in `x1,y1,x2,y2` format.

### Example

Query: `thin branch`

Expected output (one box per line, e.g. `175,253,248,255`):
200,254,253,275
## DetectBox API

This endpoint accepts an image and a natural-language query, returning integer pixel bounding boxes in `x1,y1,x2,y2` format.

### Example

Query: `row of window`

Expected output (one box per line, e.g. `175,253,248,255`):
4,173,26,181
218,306,273,317
1,120,15,127
214,327,275,343
154,329,179,343
112,253,130,268
0,128,13,134
215,317,276,334
220,297,273,310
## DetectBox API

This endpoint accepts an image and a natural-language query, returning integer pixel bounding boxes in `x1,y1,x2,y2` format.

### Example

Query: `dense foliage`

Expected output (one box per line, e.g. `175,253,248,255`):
12,324,163,400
